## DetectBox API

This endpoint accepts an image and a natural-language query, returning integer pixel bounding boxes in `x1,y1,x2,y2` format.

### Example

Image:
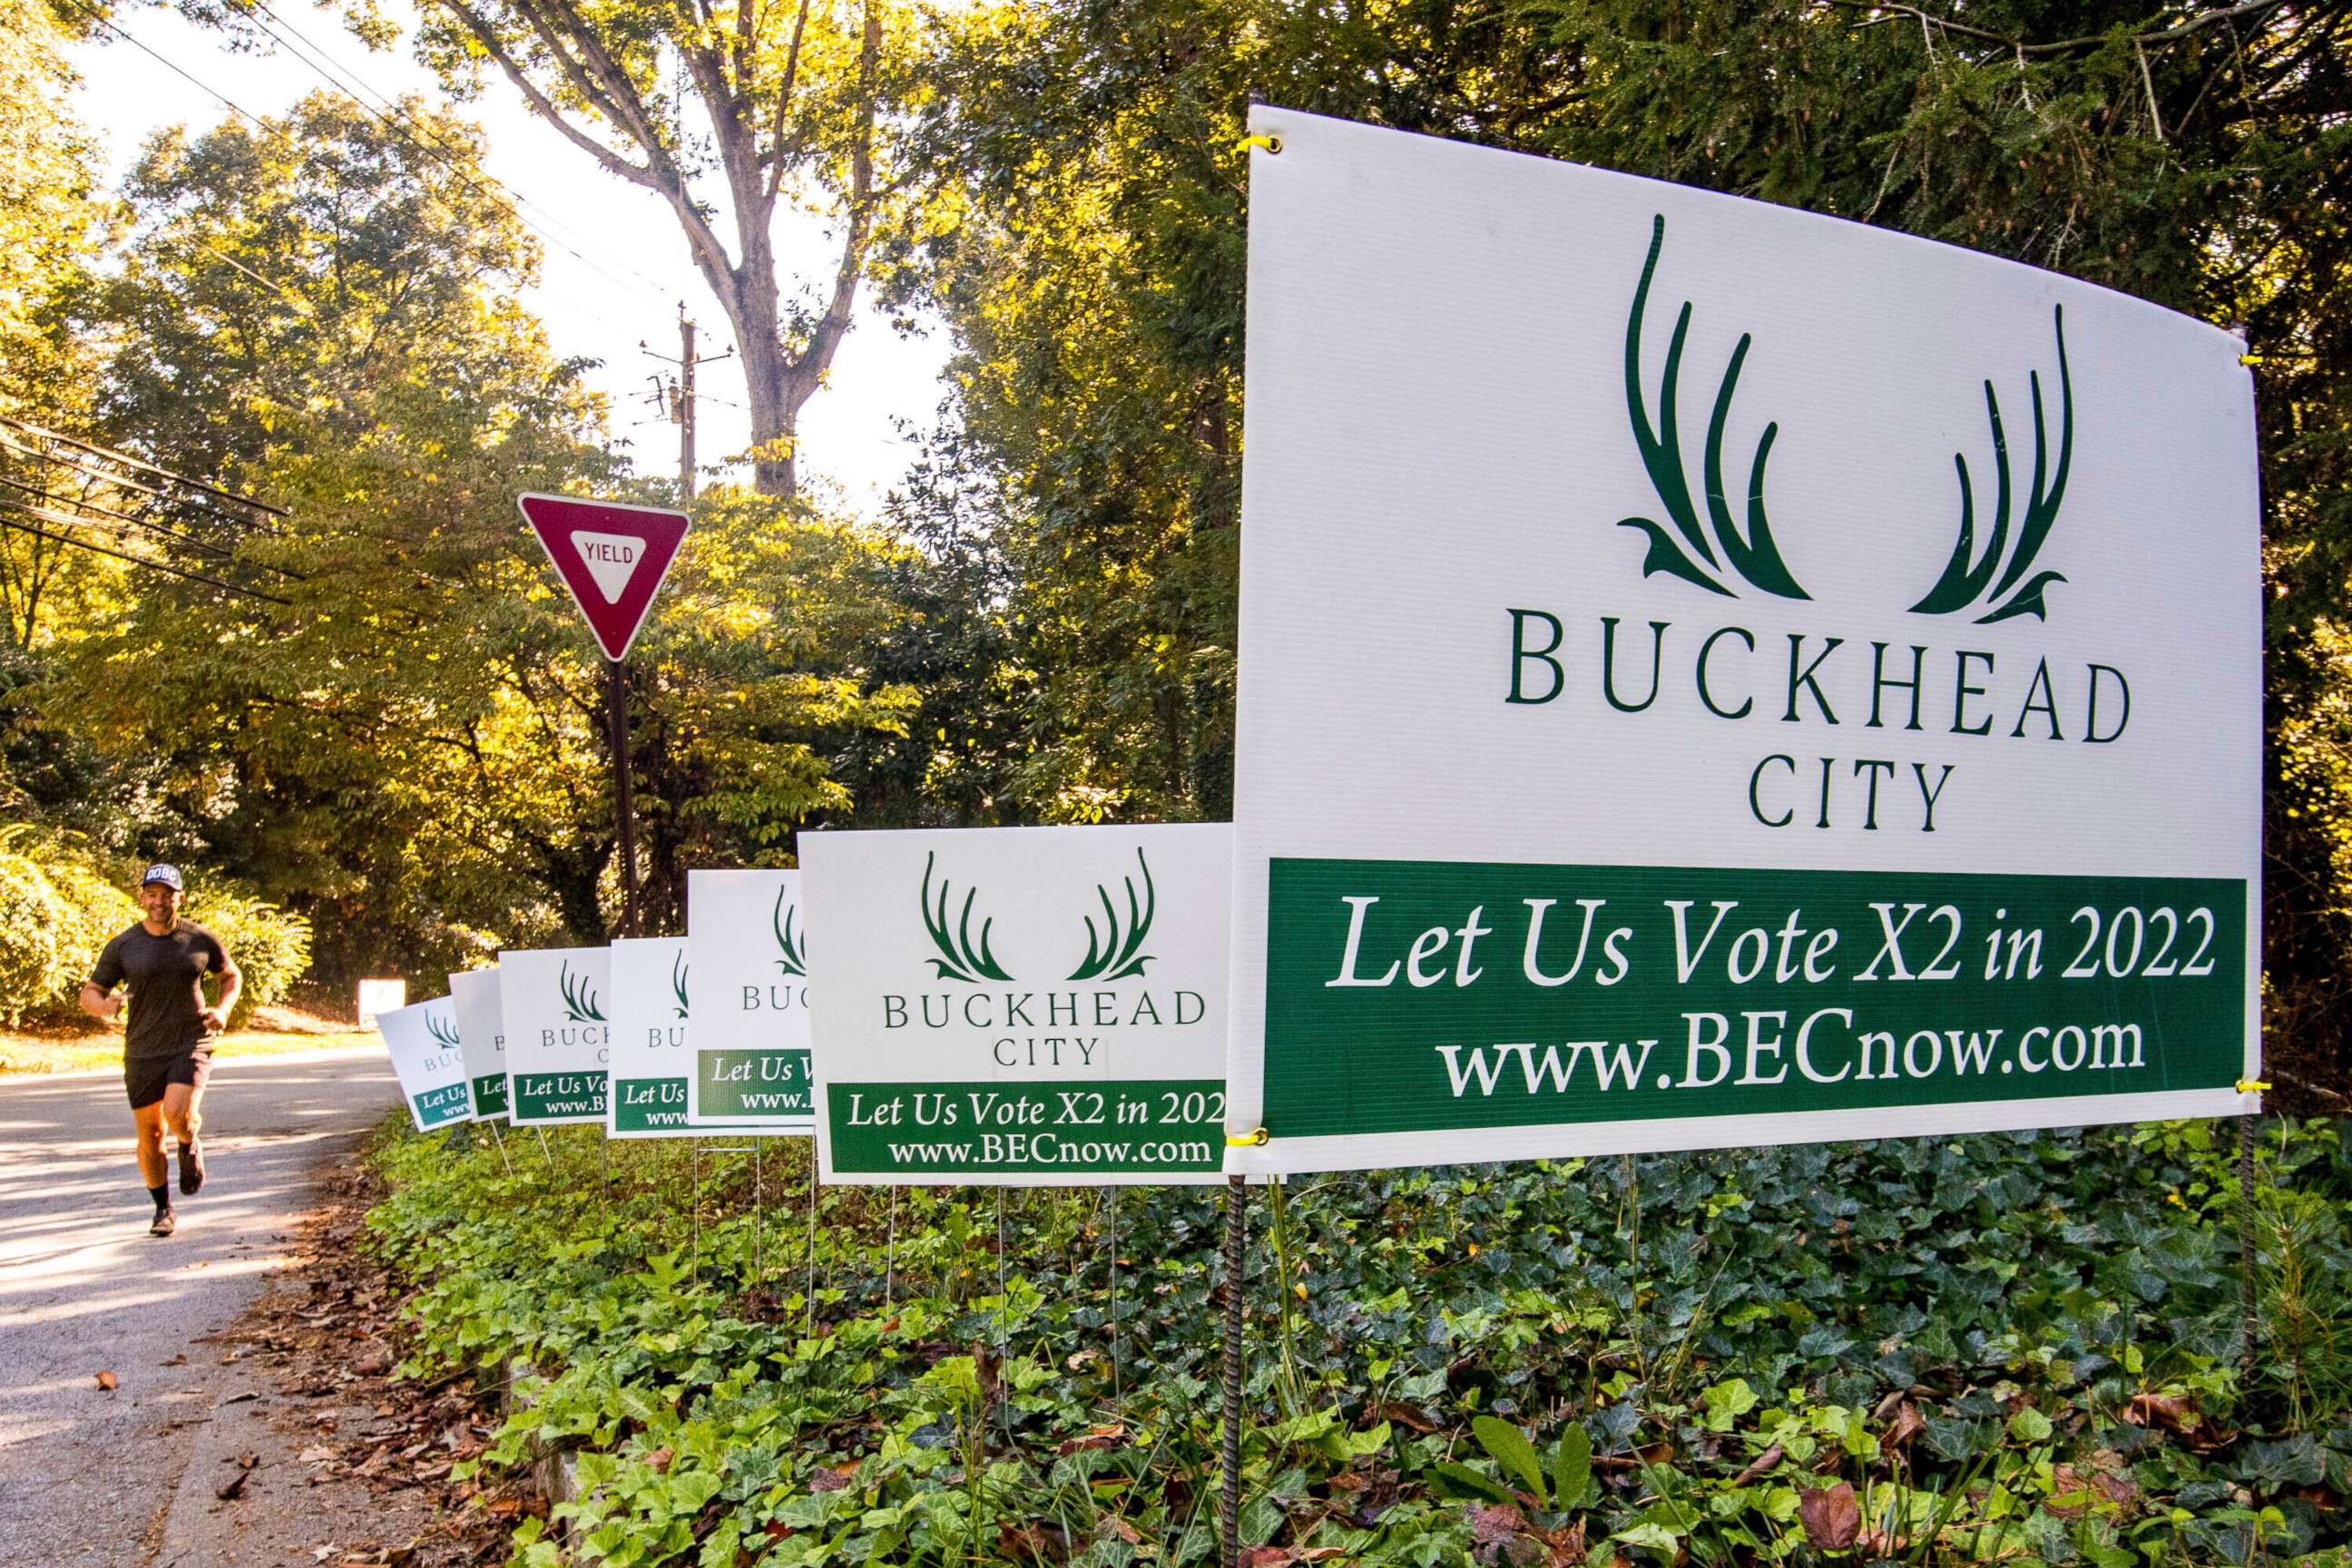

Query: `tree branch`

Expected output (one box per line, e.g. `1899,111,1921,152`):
1825,0,2296,57
785,0,877,391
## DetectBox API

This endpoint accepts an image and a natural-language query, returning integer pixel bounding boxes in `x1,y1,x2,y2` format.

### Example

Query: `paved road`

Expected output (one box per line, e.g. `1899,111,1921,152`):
0,1048,398,1568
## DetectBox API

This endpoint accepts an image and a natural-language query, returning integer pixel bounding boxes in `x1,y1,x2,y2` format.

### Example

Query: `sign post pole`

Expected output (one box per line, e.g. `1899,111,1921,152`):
1219,1173,1246,1568
606,658,641,938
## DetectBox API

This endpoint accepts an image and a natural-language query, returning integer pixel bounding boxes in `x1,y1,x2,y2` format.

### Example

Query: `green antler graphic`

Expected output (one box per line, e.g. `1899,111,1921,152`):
1068,848,1158,983
671,950,691,1019
920,851,1014,984
772,886,806,977
559,959,604,1022
1909,306,2073,625
1620,215,1810,603
426,1014,461,1049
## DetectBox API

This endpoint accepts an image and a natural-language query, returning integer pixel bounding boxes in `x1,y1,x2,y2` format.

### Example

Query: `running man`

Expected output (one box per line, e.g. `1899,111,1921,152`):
79,865,240,1237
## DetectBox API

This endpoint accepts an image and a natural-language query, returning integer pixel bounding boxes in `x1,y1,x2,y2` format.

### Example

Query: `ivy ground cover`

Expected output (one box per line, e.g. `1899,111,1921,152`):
368,1118,2352,1566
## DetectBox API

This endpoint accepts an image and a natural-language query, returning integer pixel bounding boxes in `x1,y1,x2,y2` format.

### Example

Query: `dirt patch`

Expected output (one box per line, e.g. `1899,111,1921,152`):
158,1156,540,1567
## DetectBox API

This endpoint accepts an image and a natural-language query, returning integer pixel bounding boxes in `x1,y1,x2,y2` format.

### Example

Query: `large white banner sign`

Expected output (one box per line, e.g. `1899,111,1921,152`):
804,825,1232,1185
498,946,612,1125
1226,108,2260,1176
377,997,475,1132
447,966,507,1122
686,868,812,1131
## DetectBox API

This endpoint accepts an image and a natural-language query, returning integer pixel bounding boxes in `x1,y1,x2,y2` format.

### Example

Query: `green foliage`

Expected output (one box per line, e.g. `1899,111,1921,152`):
181,884,310,1024
0,828,132,1024
368,1119,2352,1566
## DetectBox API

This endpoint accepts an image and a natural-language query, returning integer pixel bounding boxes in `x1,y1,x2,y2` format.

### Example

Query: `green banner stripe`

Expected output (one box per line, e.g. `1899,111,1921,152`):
413,1082,471,1128
1265,858,2246,1141
699,1048,813,1119
828,1079,1226,1175
470,1073,510,1117
512,1070,609,1122
612,1075,691,1134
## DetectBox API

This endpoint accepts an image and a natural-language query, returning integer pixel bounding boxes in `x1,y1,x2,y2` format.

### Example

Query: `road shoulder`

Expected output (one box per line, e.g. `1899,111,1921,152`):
152,1158,521,1568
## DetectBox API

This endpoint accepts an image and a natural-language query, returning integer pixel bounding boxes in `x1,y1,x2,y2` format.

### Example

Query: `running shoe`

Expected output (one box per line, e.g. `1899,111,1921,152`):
150,1209,176,1238
178,1138,204,1196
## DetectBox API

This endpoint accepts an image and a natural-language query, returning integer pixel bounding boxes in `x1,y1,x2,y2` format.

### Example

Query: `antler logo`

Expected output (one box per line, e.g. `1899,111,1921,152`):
1068,848,1157,982
1614,219,2078,622
1619,215,1809,603
772,886,806,977
559,959,604,1023
1908,306,2073,624
426,1014,462,1050
920,851,1014,984
670,950,691,1019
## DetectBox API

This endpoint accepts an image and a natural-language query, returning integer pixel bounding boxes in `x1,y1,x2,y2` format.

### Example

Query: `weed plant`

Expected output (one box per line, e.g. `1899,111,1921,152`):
369,1117,2352,1566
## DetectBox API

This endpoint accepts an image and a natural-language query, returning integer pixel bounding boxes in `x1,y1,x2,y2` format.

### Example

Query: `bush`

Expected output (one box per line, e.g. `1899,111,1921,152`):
0,831,312,1028
181,886,311,1025
0,829,136,1026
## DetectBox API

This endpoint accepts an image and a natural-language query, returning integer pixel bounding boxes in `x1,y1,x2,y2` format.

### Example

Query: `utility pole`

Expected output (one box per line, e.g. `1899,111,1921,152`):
679,312,698,503
641,304,730,505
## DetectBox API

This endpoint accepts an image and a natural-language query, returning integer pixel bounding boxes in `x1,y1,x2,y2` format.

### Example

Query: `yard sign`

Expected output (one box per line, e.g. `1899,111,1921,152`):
686,868,813,1131
804,825,1232,1185
1225,108,2261,1177
607,936,695,1138
447,966,508,1121
377,996,475,1132
498,946,612,1125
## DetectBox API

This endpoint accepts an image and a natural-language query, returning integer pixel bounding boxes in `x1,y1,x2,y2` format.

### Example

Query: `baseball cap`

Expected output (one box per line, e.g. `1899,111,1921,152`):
142,864,183,891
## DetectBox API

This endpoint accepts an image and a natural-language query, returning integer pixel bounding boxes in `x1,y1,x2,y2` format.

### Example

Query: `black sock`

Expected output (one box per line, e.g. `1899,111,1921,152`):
149,1183,170,1214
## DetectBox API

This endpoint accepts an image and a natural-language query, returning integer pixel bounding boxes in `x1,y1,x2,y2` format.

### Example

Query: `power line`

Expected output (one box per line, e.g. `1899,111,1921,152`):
0,474,305,579
67,0,673,332
239,0,680,309
0,505,291,604
0,416,288,530
221,0,679,314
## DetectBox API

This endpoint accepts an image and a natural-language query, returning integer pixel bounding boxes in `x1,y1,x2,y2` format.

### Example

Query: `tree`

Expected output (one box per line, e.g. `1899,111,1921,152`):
408,0,901,497
910,0,2351,1087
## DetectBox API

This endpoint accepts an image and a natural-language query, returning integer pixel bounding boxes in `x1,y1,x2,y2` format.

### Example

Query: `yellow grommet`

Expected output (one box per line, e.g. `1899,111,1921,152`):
2236,1078,2271,1094
1225,1128,1269,1147
1239,135,1283,155
2239,354,2264,366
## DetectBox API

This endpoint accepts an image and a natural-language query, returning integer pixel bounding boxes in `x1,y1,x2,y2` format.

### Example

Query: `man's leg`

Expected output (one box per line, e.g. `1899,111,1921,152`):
132,1101,168,1189
162,1080,205,1195
132,1100,174,1233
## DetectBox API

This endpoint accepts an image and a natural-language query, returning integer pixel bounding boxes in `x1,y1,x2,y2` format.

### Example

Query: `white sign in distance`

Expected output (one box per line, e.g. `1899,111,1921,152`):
377,996,475,1132
497,946,612,1125
447,966,508,1122
1226,108,2259,1177
686,869,813,1131
803,824,1233,1186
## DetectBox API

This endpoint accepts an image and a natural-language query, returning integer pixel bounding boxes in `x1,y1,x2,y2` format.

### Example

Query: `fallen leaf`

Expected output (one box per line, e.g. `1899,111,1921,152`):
1376,1401,1439,1434
2125,1392,2198,1432
808,1468,851,1493
1730,1443,1784,1486
1881,1401,1926,1451
299,1446,337,1464
94,1371,117,1392
215,1469,251,1502
220,1391,259,1406
1800,1482,1860,1551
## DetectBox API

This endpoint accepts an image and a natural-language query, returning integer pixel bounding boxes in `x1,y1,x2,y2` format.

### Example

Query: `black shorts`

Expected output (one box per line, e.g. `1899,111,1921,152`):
125,1047,212,1111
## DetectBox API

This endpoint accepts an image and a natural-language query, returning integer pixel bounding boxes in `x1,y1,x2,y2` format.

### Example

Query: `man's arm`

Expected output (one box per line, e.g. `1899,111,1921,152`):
200,948,241,1034
78,982,122,1024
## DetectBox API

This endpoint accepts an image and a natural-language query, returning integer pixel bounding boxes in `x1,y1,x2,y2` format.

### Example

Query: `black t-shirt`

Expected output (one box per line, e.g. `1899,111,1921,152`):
90,921,230,1061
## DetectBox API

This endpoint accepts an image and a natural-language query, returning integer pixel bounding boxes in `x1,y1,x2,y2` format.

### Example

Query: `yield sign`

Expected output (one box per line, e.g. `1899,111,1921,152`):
516,493,691,662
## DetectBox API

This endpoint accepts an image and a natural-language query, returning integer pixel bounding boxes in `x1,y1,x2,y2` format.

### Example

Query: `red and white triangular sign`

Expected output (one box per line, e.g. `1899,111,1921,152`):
516,493,691,662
